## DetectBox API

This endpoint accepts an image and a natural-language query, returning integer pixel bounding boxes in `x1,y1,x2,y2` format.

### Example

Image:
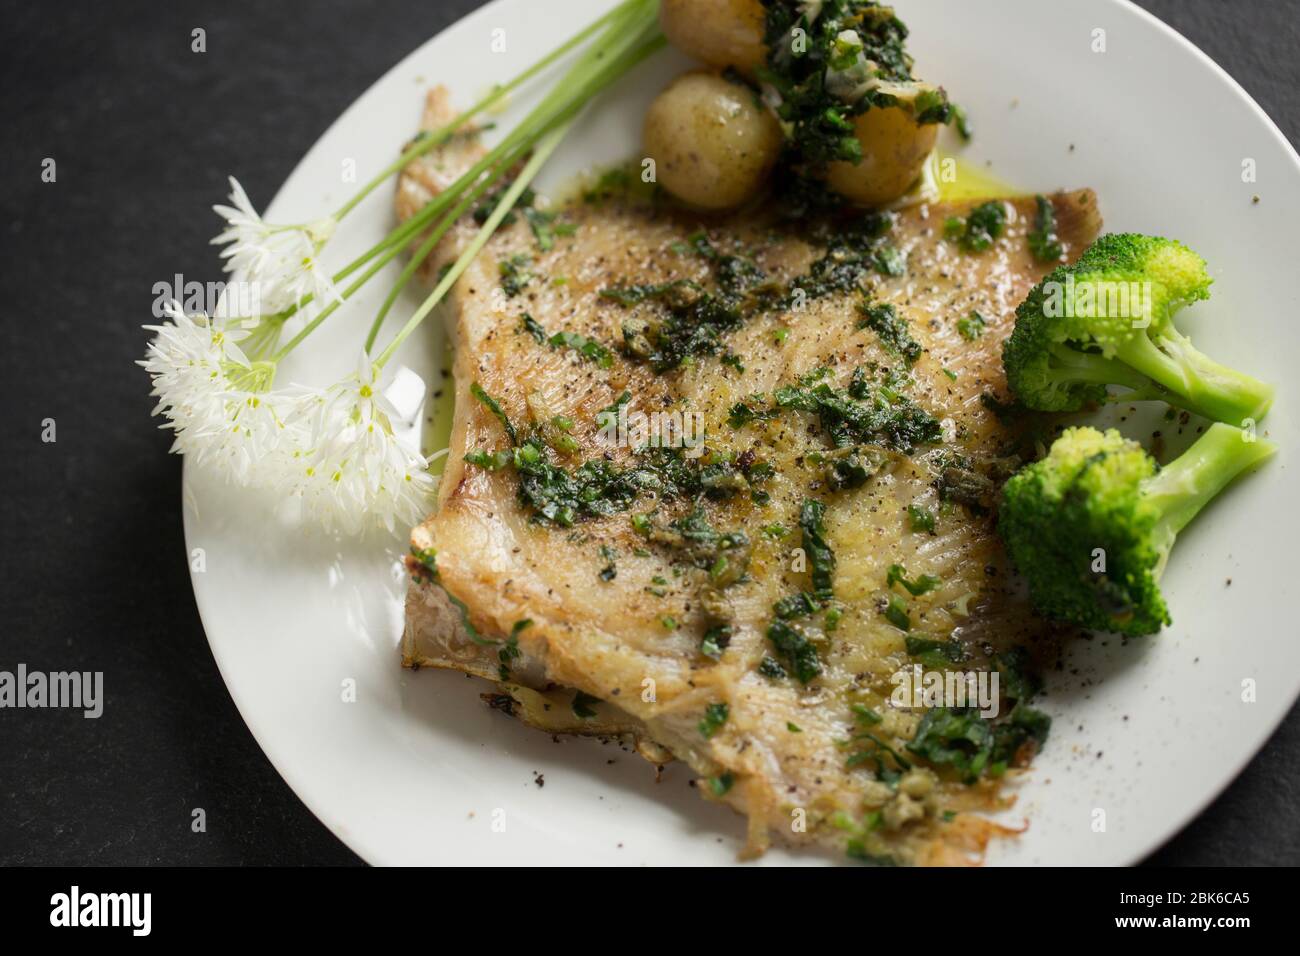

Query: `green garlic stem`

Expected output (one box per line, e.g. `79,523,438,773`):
272,0,662,364
329,0,634,222
363,142,531,352
263,0,649,329
372,6,663,367
375,121,573,369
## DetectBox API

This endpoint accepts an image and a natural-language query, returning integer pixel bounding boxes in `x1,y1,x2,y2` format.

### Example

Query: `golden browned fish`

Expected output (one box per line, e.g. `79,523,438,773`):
399,93,1102,864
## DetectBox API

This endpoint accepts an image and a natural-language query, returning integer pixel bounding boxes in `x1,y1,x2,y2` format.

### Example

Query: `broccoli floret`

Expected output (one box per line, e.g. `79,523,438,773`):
998,423,1275,635
1003,234,1274,424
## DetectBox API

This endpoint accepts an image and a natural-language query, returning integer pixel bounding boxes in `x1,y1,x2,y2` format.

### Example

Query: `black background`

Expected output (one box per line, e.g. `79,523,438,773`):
2,0,1298,867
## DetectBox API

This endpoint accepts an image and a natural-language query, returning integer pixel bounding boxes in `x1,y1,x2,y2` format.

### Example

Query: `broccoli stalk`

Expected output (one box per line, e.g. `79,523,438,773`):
1039,324,1275,424
1003,234,1275,425
1141,422,1276,566
998,423,1276,636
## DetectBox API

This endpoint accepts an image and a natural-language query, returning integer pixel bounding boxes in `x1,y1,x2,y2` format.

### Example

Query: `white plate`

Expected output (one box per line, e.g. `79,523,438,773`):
185,0,1300,865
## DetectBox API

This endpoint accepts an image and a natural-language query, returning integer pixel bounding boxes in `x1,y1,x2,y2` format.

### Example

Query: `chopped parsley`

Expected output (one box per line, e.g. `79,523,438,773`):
601,213,907,372
775,591,819,620
523,207,576,252
957,310,986,341
874,245,907,277
707,772,735,796
904,635,968,669
467,386,763,527
520,313,547,344
1028,194,1063,262
699,702,729,739
599,390,631,418
907,503,936,533
600,280,746,372
599,236,772,373
887,563,941,596
858,302,922,365
771,365,942,453
767,619,822,684
571,690,601,719
758,500,836,685
758,0,948,177
496,443,663,526
637,506,754,586
907,705,1050,783
598,545,617,582
902,644,1051,782
471,382,518,444
944,201,1008,253
799,499,836,603
497,619,531,680
949,102,973,141
844,703,912,782
851,703,883,725
701,624,733,660
883,593,911,631
728,397,778,429
498,253,533,297
520,314,615,367
823,446,884,491
548,330,614,368
780,212,895,302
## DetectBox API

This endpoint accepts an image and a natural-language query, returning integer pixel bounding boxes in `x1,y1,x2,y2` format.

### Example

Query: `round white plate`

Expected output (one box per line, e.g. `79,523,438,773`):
185,0,1300,865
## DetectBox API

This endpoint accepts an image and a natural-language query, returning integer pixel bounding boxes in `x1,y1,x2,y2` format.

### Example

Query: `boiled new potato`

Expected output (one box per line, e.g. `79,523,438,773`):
644,71,783,210
823,105,939,206
659,0,767,77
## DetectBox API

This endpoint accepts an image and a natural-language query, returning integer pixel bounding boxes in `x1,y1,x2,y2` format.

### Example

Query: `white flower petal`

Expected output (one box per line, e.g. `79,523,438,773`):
281,361,437,534
210,177,340,315
140,305,315,486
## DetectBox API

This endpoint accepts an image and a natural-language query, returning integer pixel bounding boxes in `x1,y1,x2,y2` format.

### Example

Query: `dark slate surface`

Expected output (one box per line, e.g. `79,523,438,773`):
1,0,1296,867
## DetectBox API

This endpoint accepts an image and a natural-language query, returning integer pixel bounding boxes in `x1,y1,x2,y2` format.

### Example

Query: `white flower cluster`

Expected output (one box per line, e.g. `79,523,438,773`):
211,177,341,317
141,303,437,535
140,304,302,483
277,352,440,534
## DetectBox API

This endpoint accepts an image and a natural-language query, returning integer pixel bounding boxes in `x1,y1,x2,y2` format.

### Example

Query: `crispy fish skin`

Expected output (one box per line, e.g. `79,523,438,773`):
397,83,1104,866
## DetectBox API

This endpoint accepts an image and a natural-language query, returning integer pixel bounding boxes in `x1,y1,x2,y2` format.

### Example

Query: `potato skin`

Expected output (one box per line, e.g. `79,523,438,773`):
824,107,939,206
644,71,783,210
659,0,767,77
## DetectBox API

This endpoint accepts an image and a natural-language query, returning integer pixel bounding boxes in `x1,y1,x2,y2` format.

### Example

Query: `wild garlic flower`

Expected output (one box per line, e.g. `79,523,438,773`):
281,352,437,534
141,302,308,484
212,177,341,315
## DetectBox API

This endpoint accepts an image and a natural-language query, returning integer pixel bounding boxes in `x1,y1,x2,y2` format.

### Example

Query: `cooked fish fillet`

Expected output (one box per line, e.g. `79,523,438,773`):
398,94,1102,864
